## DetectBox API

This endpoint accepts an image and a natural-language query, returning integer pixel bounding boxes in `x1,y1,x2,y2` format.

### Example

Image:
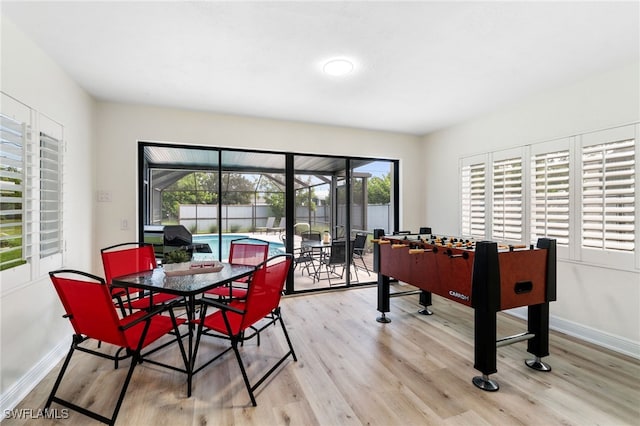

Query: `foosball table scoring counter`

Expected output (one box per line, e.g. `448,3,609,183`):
372,229,557,391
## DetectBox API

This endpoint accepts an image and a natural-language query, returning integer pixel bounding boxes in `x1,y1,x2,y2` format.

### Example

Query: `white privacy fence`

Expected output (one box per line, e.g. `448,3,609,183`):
178,203,392,234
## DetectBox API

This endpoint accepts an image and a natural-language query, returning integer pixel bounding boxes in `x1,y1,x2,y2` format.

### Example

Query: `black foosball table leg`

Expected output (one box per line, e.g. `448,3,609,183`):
418,290,433,315
377,273,391,323
526,302,552,372
525,356,552,371
376,312,391,323
472,374,499,392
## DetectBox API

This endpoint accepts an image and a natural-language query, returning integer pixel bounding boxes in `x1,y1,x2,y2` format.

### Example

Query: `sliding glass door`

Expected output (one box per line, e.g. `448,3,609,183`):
139,143,397,294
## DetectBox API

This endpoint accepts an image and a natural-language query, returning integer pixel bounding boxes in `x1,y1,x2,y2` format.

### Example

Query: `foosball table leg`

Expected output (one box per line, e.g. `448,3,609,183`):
525,356,552,371
377,272,392,323
376,312,391,323
472,374,499,392
418,290,434,315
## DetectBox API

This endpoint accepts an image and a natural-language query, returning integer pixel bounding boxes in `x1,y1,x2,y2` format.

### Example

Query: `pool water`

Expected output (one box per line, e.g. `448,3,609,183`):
192,234,285,261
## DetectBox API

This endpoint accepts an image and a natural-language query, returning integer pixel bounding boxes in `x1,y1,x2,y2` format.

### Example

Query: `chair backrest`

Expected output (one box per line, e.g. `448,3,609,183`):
163,225,193,248
353,233,367,253
301,231,321,242
49,270,128,348
242,254,293,329
101,242,157,286
263,217,276,228
327,240,347,265
229,240,269,266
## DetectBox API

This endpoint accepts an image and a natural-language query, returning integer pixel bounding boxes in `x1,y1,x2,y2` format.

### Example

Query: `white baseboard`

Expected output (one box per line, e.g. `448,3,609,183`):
506,307,640,360
0,340,68,414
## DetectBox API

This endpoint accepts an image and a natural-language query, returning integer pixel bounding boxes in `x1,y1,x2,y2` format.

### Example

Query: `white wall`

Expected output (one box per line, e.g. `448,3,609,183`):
92,102,423,271
0,17,95,410
421,61,640,356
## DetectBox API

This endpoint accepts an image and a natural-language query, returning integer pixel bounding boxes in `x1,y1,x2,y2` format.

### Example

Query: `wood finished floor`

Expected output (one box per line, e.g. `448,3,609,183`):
6,284,639,426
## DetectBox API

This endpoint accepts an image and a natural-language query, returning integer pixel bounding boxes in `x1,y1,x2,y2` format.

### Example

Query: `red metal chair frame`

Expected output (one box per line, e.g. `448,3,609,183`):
205,238,269,300
45,269,187,425
193,254,296,406
101,242,178,311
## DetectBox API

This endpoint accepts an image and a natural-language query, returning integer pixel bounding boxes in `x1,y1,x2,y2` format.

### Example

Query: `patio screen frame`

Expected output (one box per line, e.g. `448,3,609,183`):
137,141,400,294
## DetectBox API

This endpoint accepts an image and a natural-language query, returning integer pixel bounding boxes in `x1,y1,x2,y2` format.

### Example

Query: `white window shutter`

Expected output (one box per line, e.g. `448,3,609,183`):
531,150,570,245
582,138,635,252
461,161,486,238
492,156,523,242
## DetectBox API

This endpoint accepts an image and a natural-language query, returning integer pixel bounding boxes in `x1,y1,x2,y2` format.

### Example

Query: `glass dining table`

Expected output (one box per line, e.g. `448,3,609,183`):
111,262,255,397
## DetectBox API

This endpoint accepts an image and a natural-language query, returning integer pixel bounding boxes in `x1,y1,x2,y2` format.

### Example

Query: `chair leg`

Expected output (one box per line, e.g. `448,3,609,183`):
46,338,139,426
355,255,371,276
109,352,141,424
278,313,297,362
45,341,76,411
230,336,257,406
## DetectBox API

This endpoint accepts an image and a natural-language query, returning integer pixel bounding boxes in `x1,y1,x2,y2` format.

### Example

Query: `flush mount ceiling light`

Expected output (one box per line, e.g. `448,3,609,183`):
323,58,354,76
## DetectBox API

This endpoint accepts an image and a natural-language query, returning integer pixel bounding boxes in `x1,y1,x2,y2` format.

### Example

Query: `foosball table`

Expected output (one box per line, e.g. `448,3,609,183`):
372,229,557,391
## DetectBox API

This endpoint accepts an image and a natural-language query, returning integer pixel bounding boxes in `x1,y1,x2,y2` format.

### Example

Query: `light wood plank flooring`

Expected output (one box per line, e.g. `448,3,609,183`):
5,284,639,425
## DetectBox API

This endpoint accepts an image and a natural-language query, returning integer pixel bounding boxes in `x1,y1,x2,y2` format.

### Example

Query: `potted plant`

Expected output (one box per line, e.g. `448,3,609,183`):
163,249,191,273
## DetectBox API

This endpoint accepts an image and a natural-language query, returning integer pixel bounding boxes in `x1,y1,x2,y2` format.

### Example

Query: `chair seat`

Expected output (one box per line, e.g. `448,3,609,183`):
125,292,180,310
121,311,187,350
205,286,248,299
193,300,245,335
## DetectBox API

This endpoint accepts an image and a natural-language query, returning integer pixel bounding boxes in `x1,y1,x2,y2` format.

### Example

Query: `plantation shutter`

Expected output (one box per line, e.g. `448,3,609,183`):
582,133,635,252
39,131,62,257
492,155,523,242
461,161,486,238
531,149,570,245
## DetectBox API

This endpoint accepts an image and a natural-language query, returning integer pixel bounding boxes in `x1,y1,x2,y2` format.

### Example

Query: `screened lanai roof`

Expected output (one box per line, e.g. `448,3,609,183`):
143,144,376,191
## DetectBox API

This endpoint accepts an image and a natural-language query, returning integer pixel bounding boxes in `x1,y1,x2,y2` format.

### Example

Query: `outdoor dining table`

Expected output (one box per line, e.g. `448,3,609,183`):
111,262,255,397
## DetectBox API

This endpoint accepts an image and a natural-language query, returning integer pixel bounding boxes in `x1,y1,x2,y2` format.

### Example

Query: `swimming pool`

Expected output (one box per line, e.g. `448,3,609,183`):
192,234,285,261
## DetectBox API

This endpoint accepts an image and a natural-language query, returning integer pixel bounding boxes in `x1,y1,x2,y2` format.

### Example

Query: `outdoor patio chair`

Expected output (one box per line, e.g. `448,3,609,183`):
255,216,275,233
101,242,179,313
352,232,371,276
46,269,187,425
268,217,286,234
293,231,322,280
320,240,358,285
192,254,296,406
204,238,269,301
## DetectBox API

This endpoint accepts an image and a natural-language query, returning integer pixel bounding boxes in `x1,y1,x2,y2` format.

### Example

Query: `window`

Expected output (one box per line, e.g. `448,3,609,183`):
531,148,570,246
459,123,638,270
492,154,523,242
461,160,486,238
1,92,64,283
0,113,27,271
581,130,635,253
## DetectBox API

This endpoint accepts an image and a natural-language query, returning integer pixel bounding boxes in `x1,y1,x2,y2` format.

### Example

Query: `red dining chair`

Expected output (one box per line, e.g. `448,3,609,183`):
45,269,187,426
193,254,296,406
101,242,179,312
204,238,269,301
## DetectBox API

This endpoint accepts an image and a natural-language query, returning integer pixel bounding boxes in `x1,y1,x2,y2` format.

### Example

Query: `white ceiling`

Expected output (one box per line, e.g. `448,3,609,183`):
2,1,639,135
